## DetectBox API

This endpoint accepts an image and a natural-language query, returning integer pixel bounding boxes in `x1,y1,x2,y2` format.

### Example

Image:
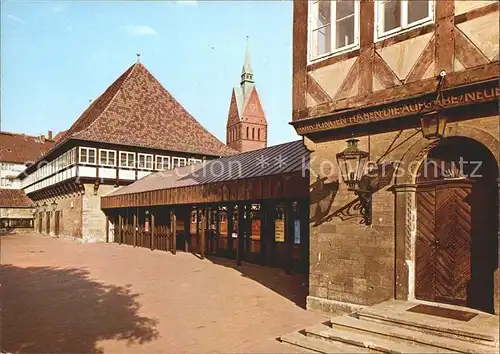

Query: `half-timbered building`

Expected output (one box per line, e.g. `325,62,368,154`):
292,0,499,315
21,61,235,242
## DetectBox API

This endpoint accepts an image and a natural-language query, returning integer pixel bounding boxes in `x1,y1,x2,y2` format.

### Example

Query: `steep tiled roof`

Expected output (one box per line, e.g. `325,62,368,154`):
55,62,236,157
108,140,307,196
0,189,33,208
53,130,67,142
0,132,55,164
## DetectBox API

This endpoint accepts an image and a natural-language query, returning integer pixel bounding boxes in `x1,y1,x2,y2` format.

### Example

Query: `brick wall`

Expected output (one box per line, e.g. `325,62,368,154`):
306,112,499,313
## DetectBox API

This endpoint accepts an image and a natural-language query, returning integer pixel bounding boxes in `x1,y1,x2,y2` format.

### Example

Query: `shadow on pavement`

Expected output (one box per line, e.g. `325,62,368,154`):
205,256,309,309
1,265,159,353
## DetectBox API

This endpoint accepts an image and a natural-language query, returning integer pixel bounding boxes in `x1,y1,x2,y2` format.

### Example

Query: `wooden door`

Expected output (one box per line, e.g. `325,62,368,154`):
415,180,473,306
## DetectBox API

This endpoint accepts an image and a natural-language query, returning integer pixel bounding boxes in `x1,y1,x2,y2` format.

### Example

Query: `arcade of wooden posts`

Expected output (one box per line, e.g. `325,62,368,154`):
101,140,310,273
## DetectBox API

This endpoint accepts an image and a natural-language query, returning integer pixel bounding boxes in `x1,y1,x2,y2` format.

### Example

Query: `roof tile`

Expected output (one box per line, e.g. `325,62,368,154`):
56,63,236,157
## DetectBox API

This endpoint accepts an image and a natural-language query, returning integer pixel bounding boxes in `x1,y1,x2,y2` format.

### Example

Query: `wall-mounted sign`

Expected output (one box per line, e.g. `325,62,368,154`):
252,219,261,238
275,219,284,242
295,83,500,134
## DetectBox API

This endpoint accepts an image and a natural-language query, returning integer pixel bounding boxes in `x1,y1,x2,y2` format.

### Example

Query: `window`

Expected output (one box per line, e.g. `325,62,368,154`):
138,153,153,170
252,128,255,140
79,147,96,164
258,129,261,141
376,0,434,40
246,127,249,138
99,149,116,166
119,151,135,168
172,157,187,168
188,158,202,166
156,155,170,171
309,0,359,61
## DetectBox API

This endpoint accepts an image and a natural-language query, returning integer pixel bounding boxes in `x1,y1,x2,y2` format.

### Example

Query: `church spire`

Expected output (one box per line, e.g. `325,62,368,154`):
240,36,254,100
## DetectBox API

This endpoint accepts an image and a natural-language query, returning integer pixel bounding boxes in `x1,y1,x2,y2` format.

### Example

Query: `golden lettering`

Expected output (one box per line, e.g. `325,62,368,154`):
451,96,459,105
401,105,410,114
495,88,500,97
476,91,483,100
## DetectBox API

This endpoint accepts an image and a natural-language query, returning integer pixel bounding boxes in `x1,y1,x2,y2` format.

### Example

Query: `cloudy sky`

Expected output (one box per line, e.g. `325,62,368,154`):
1,0,296,146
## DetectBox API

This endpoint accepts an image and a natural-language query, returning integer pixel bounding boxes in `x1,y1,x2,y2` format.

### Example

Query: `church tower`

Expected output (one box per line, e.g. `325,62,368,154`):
226,38,267,152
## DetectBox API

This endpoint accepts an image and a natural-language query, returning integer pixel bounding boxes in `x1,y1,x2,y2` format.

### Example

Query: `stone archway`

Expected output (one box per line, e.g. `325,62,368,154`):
393,124,499,314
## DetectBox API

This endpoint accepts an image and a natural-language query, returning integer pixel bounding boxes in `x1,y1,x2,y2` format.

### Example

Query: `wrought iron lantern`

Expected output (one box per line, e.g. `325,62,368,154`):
420,112,447,139
336,139,372,225
51,200,58,212
42,202,48,212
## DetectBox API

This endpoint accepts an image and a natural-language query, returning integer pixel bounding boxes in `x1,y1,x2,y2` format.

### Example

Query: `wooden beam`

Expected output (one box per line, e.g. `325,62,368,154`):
307,74,332,105
200,209,206,260
171,209,176,255
118,214,123,244
184,209,191,253
215,207,220,255
454,29,489,68
435,0,454,75
151,211,155,250
358,0,375,95
259,202,266,264
227,204,234,256
237,205,245,266
292,0,308,120
406,35,436,83
133,209,137,247
284,201,293,275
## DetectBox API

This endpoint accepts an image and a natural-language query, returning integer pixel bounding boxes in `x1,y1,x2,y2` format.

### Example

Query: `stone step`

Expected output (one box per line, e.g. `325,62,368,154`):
280,330,370,353
304,323,453,354
357,307,498,347
331,315,497,354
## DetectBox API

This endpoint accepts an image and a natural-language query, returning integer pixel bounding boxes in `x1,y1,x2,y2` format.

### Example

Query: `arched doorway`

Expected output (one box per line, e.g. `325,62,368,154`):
414,137,498,313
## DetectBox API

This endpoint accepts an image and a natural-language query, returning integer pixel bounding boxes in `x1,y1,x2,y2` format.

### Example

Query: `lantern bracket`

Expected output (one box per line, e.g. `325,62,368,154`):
352,188,372,226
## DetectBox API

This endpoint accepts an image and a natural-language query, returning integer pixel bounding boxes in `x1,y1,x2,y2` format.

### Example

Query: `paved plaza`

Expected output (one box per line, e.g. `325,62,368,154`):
1,233,327,353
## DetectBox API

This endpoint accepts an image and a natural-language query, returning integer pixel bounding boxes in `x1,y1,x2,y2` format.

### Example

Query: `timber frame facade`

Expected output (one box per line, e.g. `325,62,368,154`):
292,0,499,315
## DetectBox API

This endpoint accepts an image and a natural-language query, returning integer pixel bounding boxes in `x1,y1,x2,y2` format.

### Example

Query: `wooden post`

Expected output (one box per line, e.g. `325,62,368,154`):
245,204,252,258
215,206,220,255
200,209,206,259
227,204,234,257
172,210,177,255
259,202,266,264
133,209,137,247
151,211,155,250
196,208,200,254
284,201,293,274
300,198,309,274
184,210,191,252
205,207,210,255
118,214,123,244
237,204,245,266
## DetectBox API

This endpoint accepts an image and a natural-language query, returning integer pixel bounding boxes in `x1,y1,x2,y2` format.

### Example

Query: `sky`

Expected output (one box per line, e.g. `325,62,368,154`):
1,0,297,146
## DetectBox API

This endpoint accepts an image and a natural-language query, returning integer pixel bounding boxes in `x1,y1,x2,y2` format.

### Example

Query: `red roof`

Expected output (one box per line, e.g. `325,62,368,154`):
0,132,55,164
0,189,33,208
55,62,236,157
